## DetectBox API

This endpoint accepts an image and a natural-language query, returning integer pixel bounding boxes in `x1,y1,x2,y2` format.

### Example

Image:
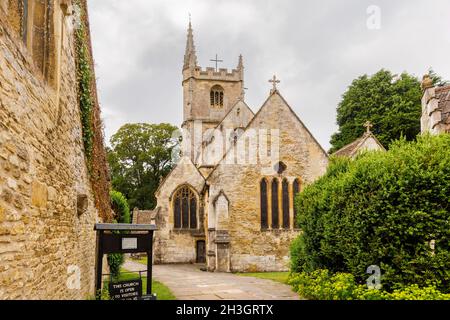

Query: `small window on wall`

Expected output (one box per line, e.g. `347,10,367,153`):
173,185,198,230
210,85,224,108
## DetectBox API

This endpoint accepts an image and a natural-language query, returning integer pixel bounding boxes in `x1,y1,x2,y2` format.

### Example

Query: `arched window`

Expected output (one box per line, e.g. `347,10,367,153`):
292,179,300,228
282,179,290,229
271,179,279,229
210,85,224,107
260,179,268,229
173,186,197,229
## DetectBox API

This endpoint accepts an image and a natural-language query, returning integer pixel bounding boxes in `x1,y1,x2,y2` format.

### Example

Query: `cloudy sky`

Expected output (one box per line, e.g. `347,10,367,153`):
87,0,450,150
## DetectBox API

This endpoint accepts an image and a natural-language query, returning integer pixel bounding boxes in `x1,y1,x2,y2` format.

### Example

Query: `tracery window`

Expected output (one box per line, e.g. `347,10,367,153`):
173,185,197,229
260,176,302,230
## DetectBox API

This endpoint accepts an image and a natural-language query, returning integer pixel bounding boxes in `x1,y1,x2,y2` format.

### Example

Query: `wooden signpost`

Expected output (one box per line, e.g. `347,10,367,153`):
94,223,157,300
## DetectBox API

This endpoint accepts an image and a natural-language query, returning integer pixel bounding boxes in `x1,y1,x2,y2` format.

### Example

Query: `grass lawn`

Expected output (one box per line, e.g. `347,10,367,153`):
104,267,176,300
236,272,290,284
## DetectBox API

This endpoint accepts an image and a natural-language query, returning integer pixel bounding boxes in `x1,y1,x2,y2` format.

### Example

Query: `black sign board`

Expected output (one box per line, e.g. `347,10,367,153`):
109,279,143,300
94,223,157,299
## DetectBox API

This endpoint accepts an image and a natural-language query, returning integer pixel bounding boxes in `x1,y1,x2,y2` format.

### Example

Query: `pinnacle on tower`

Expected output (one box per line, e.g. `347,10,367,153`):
237,54,244,70
183,20,198,70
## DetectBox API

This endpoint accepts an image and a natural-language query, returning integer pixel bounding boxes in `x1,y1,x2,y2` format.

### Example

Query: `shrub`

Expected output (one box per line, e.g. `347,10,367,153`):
288,270,450,300
292,134,450,292
110,190,131,224
107,191,131,278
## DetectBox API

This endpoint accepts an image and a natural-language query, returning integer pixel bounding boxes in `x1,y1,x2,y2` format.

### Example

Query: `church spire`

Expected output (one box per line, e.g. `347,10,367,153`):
183,19,198,70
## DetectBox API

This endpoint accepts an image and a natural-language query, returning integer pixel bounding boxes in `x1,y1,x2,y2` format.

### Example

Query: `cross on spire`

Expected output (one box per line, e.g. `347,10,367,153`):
210,54,223,72
269,75,280,93
364,121,373,133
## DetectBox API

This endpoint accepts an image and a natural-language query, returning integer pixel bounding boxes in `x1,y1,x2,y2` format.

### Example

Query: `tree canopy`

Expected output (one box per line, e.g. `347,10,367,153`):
107,123,179,210
329,69,423,153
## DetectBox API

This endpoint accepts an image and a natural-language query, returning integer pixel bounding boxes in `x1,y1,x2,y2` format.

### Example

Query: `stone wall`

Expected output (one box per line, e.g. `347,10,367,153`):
0,1,107,299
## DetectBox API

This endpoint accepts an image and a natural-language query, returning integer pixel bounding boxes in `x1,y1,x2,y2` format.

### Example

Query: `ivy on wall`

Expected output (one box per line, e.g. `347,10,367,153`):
74,0,94,166
73,0,112,221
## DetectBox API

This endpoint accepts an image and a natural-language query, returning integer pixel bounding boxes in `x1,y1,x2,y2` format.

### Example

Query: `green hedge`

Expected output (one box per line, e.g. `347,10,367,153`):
289,270,450,300
292,134,450,292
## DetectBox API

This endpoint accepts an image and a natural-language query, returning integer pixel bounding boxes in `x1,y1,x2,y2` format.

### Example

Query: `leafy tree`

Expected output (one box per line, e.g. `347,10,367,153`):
329,69,423,153
292,134,450,292
107,123,179,210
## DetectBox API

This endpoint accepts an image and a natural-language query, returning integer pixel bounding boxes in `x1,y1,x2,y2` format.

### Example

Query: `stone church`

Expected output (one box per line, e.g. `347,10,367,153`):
137,23,329,272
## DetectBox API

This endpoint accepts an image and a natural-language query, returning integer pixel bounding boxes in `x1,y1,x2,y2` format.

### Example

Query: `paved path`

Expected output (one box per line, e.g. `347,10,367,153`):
123,260,299,300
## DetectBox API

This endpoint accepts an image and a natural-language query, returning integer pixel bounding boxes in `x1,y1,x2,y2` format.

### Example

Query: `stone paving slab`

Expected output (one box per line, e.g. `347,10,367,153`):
123,260,300,300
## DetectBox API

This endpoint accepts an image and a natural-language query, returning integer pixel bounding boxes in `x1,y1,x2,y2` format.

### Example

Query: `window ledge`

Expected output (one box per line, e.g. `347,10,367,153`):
260,228,301,233
172,229,204,236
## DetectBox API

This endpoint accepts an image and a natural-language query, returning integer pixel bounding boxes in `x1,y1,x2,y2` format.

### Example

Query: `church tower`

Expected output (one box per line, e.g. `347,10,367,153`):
182,22,245,135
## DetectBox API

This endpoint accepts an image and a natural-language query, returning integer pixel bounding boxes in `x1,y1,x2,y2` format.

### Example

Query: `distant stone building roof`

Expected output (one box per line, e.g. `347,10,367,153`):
333,125,385,159
132,208,159,225
421,74,450,134
436,85,450,125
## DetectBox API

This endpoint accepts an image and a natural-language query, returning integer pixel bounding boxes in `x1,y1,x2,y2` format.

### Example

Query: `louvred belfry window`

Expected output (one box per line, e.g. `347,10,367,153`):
210,85,224,107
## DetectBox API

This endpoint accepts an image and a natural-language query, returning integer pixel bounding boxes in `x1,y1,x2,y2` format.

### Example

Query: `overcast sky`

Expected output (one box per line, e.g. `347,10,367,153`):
87,0,450,151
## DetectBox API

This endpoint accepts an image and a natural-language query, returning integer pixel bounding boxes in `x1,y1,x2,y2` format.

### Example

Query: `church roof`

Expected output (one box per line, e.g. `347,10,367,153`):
132,208,159,224
154,156,205,198
205,89,329,181
333,131,385,158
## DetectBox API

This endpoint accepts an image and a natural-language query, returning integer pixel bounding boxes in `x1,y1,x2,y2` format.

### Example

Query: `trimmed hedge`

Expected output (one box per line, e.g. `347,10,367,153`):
292,134,450,292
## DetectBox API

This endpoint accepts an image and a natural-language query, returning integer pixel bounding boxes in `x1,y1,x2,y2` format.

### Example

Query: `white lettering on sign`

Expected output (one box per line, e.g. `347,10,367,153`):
122,238,138,250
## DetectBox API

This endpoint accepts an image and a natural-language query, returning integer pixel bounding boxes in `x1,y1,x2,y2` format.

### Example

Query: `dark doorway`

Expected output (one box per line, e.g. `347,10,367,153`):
196,240,206,263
